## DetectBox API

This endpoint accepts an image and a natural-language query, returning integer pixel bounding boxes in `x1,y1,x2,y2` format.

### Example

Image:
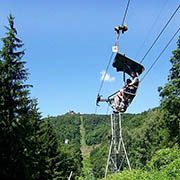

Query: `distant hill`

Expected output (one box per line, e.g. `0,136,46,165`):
45,108,180,179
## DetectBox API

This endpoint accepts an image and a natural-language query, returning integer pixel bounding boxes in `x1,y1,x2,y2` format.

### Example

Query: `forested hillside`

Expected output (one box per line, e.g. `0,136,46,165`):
81,109,169,179
46,114,83,178
46,108,179,179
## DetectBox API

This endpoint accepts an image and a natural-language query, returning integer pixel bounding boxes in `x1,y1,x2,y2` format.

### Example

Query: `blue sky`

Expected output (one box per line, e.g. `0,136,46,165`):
0,0,179,117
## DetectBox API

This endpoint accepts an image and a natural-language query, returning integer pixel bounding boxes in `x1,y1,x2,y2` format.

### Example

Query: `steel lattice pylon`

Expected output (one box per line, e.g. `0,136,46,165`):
105,112,131,178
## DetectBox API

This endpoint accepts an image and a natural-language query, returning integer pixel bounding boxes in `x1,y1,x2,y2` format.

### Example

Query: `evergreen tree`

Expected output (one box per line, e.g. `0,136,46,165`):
0,14,33,179
159,37,180,146
25,99,43,179
37,119,63,179
0,15,65,179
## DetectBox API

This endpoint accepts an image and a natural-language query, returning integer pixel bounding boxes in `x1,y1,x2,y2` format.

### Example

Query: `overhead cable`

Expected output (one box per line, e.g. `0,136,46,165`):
141,27,180,82
95,0,132,114
97,52,114,96
121,0,131,27
140,4,180,64
135,0,169,58
96,0,131,97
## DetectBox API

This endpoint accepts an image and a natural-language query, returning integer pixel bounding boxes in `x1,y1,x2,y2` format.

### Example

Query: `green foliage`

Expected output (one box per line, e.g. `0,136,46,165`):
104,169,168,180
0,14,34,179
80,114,110,178
112,111,159,169
159,37,180,146
0,14,67,179
90,144,108,179
105,148,180,180
105,170,150,180
35,119,62,179
81,108,178,178
81,110,169,178
79,115,95,180
125,109,168,168
49,114,83,179
83,114,110,146
79,153,95,180
163,158,180,179
122,112,146,130
49,114,81,144
147,147,180,171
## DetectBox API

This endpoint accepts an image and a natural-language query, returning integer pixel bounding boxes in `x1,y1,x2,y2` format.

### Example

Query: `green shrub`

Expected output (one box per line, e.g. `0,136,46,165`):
147,147,180,171
163,158,180,179
104,169,169,180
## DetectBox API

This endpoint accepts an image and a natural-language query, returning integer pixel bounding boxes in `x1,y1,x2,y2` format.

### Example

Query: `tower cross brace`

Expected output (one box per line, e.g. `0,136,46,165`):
105,112,131,178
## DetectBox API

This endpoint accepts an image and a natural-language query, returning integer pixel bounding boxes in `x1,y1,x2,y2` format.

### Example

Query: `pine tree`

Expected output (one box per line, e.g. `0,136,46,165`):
36,119,63,179
0,14,79,179
0,14,33,179
25,99,43,179
159,37,180,146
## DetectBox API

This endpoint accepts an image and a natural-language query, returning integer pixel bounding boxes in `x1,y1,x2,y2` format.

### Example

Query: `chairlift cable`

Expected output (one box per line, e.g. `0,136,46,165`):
116,0,131,42
121,0,131,27
96,0,131,99
140,4,180,64
141,27,180,82
135,0,169,58
97,52,114,96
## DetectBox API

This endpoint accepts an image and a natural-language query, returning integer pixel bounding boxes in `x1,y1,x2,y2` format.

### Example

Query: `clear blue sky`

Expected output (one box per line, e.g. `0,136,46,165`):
0,0,179,117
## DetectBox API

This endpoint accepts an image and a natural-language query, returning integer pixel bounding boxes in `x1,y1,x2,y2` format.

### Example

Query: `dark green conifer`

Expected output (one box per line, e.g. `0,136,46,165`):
0,14,33,179
37,119,63,179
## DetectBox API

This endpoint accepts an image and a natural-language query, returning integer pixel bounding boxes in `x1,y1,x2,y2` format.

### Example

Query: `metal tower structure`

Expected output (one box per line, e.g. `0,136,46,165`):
105,112,131,178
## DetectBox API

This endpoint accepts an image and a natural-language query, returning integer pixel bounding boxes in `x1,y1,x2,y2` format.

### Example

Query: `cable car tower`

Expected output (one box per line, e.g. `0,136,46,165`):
107,26,132,178
95,0,145,175
96,24,144,178
105,112,131,178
